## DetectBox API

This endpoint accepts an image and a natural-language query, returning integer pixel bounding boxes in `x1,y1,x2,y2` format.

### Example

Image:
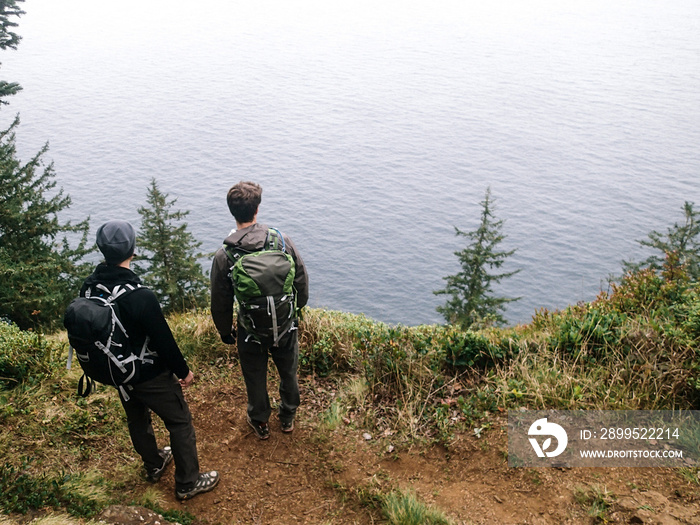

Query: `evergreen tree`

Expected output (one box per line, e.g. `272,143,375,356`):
0,117,92,329
135,178,208,313
434,188,520,329
622,201,700,281
0,0,24,103
0,1,92,329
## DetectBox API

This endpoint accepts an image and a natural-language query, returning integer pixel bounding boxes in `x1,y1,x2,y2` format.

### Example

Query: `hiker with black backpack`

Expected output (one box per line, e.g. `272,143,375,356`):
64,220,219,500
210,181,309,440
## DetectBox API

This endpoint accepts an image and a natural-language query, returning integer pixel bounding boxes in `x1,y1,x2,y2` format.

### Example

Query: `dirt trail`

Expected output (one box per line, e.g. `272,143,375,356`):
123,378,700,525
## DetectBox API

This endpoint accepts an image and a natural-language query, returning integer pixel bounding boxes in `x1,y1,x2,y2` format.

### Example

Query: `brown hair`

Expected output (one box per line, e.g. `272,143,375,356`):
226,181,262,223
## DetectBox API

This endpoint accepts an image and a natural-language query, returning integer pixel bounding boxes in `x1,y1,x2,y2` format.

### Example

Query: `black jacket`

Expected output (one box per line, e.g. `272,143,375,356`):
210,222,309,339
80,263,190,382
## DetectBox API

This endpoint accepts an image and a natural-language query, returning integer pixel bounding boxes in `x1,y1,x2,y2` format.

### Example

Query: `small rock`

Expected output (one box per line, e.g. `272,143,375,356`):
363,432,372,441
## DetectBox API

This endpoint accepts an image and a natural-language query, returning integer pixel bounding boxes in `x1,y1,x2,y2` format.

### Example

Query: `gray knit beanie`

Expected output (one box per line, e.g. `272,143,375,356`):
96,220,136,264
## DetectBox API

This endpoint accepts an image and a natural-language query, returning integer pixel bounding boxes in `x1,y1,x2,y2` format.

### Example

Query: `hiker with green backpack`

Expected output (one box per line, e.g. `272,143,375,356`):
210,181,309,440
65,220,219,501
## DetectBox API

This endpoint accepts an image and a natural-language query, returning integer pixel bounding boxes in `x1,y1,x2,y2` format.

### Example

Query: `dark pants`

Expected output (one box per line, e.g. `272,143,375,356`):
119,371,199,490
237,327,300,424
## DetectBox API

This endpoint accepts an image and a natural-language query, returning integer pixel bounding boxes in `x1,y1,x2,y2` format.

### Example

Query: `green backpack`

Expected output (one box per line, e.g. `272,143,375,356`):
224,228,297,345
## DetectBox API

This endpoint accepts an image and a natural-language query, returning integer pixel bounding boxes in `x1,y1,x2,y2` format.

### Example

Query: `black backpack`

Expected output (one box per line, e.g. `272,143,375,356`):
224,228,297,346
63,283,156,400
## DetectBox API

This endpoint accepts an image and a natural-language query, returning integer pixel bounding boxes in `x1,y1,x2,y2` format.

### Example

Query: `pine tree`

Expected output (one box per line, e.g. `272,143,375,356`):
0,0,24,104
434,188,520,329
0,2,92,329
135,178,208,313
0,117,92,329
622,201,700,281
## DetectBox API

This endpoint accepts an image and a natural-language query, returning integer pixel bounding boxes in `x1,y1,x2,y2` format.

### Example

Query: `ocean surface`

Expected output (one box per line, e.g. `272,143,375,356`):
3,0,699,326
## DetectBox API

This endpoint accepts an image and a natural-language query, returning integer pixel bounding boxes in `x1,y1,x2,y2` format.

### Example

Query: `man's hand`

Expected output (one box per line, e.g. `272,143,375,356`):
179,371,195,388
221,330,236,345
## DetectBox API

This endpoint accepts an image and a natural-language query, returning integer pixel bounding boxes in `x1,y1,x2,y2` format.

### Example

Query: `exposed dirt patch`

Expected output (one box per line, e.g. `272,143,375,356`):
99,505,177,525
108,375,700,525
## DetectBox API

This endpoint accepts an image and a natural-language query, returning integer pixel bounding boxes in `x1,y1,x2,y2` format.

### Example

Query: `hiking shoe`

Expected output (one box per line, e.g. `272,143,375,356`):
146,446,173,482
247,417,270,440
175,471,220,501
280,420,294,433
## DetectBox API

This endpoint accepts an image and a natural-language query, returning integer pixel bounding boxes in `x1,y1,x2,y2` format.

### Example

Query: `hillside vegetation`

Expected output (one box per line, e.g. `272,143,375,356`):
1,260,699,524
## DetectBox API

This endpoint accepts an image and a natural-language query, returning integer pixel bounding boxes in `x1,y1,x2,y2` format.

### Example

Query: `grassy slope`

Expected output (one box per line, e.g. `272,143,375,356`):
1,267,699,523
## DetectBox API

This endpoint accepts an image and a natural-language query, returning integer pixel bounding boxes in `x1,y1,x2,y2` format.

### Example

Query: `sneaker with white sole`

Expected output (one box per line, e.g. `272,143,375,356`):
175,471,220,501
247,417,270,440
146,446,173,483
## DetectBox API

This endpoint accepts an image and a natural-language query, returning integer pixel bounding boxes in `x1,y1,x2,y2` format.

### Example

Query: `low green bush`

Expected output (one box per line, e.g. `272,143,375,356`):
298,308,376,376
440,327,502,370
548,307,626,360
676,287,700,342
0,322,62,390
0,463,105,517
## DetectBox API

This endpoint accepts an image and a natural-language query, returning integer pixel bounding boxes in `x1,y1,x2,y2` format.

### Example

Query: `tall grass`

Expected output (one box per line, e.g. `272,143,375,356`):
487,317,695,410
382,489,453,525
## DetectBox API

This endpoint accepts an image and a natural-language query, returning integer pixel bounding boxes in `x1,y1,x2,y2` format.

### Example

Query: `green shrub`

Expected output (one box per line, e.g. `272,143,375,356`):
602,257,696,330
303,335,336,377
0,464,105,517
676,287,700,342
0,322,62,389
355,325,441,401
441,328,501,371
488,264,700,410
298,309,375,376
549,307,626,360
300,310,509,380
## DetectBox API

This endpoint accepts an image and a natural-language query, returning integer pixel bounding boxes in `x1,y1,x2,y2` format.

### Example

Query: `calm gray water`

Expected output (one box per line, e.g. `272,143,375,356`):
3,0,699,326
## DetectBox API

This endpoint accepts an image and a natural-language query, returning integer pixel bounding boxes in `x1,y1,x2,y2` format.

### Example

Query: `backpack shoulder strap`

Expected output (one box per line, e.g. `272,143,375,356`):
108,284,143,336
223,245,242,266
264,228,286,252
110,283,143,302
83,282,144,301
